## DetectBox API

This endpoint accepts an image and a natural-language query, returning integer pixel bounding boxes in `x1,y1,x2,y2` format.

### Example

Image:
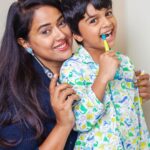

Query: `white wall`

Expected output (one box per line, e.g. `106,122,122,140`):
0,0,14,42
113,0,127,53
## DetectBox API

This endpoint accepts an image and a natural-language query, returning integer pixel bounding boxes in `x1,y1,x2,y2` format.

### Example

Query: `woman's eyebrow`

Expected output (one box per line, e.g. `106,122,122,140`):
57,15,63,22
37,14,63,31
38,23,51,31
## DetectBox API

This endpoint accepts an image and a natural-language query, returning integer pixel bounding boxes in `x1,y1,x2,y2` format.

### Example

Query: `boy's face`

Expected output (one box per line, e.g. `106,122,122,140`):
74,3,117,52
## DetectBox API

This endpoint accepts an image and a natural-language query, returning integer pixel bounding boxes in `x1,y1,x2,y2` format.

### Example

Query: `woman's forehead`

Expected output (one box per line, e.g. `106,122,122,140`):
33,6,62,24
31,6,62,28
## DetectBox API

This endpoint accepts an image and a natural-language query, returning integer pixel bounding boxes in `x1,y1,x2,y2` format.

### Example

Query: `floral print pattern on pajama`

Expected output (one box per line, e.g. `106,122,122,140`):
60,46,150,150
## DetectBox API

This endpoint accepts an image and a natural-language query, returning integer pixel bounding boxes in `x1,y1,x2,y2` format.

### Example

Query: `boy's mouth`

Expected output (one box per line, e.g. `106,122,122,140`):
100,31,112,39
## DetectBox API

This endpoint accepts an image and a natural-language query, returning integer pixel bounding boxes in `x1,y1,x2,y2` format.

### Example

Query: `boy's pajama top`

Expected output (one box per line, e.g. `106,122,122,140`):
60,46,150,150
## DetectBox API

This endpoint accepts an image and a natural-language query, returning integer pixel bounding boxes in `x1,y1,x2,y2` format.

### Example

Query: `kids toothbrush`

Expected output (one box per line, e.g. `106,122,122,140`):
101,34,110,52
101,34,112,95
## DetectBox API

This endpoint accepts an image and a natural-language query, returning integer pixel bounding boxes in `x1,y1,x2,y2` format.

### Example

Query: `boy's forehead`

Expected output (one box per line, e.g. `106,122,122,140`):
86,3,97,17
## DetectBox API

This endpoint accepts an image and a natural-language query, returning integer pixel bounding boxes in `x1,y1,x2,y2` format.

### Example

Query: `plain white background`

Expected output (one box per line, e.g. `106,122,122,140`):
0,0,150,129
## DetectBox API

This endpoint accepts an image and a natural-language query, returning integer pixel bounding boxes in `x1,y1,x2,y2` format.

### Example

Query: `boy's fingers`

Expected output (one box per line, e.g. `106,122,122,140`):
108,51,116,56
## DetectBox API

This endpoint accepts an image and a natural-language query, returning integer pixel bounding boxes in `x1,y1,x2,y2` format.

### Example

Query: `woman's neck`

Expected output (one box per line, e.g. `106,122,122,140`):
36,56,63,75
48,63,62,75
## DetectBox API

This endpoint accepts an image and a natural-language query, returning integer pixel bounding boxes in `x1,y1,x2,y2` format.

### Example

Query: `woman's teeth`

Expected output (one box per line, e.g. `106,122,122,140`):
57,43,66,49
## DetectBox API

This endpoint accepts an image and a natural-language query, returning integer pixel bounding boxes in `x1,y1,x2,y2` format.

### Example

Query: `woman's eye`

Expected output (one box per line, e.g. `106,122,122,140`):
59,19,67,27
41,29,52,35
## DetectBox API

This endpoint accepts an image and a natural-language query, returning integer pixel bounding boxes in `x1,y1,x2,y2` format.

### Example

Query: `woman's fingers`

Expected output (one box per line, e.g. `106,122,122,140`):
50,77,77,104
135,72,150,100
49,76,78,126
65,94,80,108
51,82,72,100
135,70,141,76
60,88,76,102
139,90,150,100
136,74,150,87
54,84,73,103
49,74,58,95
137,73,149,80
49,75,79,111
139,87,148,92
136,80,149,87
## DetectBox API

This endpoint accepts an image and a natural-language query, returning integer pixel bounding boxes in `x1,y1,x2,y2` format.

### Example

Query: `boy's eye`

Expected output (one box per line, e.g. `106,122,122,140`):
89,18,97,24
106,10,113,17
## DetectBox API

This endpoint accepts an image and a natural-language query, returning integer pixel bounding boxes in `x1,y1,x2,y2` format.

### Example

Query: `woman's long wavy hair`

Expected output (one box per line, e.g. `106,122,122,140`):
0,0,61,147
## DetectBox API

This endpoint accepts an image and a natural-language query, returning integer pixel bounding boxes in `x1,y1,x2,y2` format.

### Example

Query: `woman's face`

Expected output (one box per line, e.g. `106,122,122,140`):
27,6,73,68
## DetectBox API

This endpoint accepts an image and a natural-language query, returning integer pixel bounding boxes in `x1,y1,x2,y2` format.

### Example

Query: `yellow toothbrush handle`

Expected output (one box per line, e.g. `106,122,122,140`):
104,40,110,52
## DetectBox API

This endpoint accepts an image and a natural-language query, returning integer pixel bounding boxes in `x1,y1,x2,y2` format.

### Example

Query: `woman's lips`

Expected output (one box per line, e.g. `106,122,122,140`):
54,41,69,51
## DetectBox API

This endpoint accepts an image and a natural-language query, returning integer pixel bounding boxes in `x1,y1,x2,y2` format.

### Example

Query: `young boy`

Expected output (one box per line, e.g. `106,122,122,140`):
60,0,150,149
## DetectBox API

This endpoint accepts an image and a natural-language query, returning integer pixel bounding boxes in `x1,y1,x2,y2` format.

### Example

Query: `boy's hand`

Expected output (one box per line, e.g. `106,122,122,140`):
98,51,120,82
135,70,150,101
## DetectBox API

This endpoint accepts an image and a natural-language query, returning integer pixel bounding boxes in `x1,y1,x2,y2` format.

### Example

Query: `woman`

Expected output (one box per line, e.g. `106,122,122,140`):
0,0,150,149
0,0,78,149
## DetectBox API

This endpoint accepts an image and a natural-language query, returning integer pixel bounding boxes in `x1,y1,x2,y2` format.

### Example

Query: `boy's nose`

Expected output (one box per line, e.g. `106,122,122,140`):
53,27,65,40
101,17,111,28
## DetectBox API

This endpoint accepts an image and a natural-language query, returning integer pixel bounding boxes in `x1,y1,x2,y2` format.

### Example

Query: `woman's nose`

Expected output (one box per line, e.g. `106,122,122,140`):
53,27,65,40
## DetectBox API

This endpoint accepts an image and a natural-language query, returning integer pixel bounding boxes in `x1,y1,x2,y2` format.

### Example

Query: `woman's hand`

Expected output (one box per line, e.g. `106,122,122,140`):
50,74,79,128
135,70,150,101
39,74,79,150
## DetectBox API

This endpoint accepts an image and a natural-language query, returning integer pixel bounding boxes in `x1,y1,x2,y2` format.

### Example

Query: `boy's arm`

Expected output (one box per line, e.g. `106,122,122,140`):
91,73,108,100
92,51,120,100
60,62,105,132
